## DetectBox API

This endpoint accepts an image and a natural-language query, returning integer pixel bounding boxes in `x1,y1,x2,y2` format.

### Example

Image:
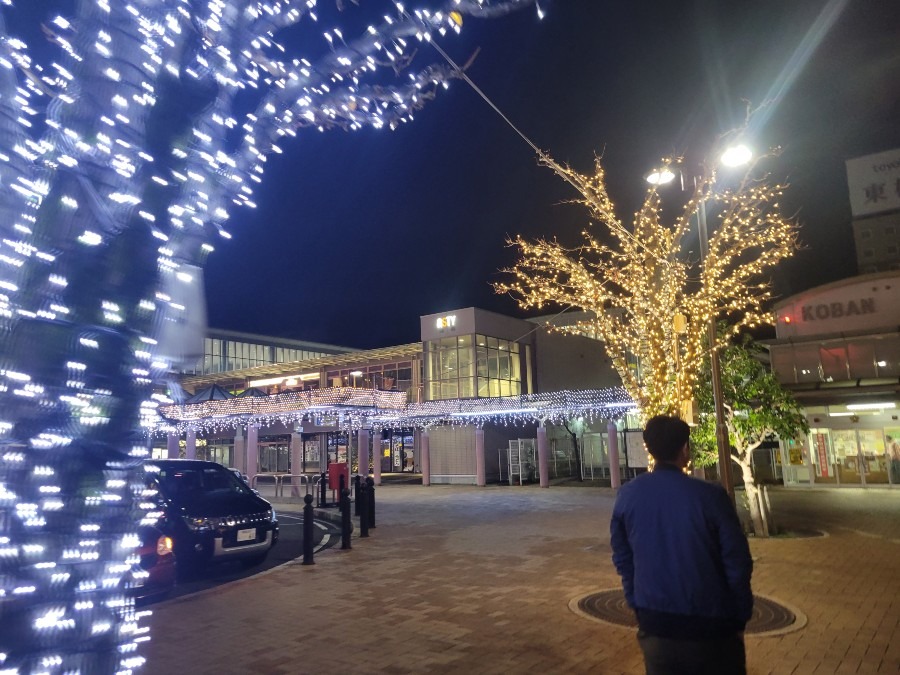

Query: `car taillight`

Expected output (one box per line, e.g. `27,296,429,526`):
157,535,174,556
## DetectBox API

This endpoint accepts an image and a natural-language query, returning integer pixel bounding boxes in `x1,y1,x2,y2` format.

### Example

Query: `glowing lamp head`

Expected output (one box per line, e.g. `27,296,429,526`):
720,144,753,168
645,168,676,186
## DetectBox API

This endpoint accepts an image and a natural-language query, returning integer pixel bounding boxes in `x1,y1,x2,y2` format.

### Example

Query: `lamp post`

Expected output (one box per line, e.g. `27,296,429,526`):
648,144,752,505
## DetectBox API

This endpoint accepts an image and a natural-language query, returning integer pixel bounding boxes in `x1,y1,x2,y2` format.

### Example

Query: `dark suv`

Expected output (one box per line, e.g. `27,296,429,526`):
145,459,279,570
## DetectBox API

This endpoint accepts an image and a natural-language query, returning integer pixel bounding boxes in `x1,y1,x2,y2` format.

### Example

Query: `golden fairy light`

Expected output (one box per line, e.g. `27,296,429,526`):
497,148,800,421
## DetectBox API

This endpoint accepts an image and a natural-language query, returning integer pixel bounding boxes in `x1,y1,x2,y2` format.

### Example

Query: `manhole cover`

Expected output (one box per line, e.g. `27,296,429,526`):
571,590,806,637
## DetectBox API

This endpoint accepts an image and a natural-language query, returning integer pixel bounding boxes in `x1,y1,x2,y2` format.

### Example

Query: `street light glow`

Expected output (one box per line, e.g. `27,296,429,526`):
720,144,753,167
645,168,676,185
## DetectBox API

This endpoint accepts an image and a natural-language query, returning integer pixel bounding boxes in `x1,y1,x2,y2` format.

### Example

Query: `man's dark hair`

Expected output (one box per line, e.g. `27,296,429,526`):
642,415,690,463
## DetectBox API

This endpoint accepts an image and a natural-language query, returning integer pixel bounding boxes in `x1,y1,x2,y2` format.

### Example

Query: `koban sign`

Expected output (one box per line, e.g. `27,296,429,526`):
801,298,875,321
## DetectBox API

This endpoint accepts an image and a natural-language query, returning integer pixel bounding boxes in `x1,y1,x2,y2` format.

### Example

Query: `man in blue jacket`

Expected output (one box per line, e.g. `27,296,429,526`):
610,415,753,674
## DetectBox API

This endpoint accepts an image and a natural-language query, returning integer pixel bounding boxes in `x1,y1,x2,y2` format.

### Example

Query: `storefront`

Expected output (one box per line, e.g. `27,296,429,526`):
769,271,900,488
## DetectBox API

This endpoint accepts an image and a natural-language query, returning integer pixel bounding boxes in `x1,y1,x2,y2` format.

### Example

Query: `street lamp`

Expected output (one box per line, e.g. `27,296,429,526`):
648,144,753,505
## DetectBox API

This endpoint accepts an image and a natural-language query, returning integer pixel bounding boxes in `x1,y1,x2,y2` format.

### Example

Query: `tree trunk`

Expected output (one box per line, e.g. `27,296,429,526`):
739,460,769,537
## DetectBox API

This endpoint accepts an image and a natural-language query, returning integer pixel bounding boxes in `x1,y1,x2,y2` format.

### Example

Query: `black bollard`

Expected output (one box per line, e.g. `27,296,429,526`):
301,493,315,565
318,471,327,508
340,487,352,550
366,476,376,529
358,479,369,538
354,474,361,516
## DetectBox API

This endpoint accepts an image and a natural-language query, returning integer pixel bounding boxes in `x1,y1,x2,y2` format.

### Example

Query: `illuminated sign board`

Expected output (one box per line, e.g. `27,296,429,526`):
436,314,457,330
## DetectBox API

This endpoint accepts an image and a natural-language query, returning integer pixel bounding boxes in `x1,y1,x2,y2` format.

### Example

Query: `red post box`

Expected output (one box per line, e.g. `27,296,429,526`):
328,462,349,499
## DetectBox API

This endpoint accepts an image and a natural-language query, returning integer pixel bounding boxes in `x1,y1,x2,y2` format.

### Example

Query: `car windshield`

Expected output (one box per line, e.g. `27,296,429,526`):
153,465,253,498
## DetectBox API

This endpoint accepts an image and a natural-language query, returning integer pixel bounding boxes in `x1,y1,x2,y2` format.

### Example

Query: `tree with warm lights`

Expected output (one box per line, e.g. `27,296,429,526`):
691,334,808,537
0,1,538,671
497,138,801,422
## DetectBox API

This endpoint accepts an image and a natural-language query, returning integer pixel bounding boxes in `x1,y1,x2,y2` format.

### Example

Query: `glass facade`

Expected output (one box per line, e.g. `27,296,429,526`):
325,361,415,399
425,334,522,401
785,423,900,487
184,337,337,375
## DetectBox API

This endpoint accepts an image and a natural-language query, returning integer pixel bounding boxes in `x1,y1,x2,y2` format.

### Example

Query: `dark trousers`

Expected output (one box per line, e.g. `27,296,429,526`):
637,630,746,675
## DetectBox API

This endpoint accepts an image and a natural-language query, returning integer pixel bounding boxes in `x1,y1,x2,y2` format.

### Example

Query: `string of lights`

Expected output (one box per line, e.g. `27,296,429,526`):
0,1,539,671
155,386,635,435
497,149,801,421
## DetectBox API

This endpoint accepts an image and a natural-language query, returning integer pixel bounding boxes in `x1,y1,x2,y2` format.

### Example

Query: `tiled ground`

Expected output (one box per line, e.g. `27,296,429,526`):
143,485,899,674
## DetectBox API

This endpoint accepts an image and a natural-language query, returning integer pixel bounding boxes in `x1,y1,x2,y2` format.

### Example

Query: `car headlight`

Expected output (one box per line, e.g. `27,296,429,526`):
269,508,276,523
157,535,174,556
183,515,214,531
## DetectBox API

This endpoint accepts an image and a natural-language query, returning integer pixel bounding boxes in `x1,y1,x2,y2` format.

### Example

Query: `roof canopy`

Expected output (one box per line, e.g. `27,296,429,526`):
156,387,634,434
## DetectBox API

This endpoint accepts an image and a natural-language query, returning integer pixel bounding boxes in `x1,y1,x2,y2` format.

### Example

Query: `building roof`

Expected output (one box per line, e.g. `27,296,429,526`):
180,342,422,391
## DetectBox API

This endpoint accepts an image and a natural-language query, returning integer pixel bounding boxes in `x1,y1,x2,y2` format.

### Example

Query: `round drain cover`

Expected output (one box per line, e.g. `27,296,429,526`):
573,590,805,636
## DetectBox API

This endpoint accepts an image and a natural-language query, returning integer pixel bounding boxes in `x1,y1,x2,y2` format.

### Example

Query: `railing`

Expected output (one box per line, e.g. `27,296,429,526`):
251,472,341,499
250,472,284,495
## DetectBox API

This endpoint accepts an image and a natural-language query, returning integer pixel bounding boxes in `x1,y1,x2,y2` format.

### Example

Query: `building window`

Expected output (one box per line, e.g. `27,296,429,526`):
425,335,474,400
863,249,874,258
860,229,872,240
474,334,521,399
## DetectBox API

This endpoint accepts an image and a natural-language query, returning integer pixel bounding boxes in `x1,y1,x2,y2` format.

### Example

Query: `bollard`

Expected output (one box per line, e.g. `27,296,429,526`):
358,479,369,538
340,487,352,550
301,493,315,565
354,474,361,516
319,471,327,508
366,476,376,529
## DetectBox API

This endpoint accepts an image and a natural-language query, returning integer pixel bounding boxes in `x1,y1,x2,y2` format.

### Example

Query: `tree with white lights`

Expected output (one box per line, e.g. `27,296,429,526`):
0,1,537,670
497,139,801,421
691,335,808,537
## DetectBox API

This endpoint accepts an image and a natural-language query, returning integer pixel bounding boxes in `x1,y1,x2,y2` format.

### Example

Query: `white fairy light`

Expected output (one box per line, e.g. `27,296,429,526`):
0,0,540,670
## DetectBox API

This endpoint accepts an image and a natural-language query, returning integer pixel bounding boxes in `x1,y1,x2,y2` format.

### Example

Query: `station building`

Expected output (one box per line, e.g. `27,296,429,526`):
155,307,635,487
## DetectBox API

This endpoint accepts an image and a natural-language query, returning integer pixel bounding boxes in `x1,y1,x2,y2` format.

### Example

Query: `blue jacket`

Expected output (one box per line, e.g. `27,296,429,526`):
610,464,753,638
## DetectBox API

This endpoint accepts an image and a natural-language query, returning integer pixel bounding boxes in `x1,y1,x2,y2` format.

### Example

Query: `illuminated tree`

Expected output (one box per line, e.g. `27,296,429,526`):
497,138,801,421
0,1,537,671
691,335,808,537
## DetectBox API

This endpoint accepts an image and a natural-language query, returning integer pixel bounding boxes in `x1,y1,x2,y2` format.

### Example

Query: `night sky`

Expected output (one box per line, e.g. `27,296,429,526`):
13,1,899,350
203,0,900,350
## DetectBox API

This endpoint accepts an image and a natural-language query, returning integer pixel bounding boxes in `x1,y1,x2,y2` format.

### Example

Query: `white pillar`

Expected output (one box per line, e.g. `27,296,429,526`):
537,425,549,488
421,429,430,486
475,427,486,486
372,430,382,486
607,421,621,489
185,428,196,460
167,432,180,459
358,429,370,477
290,431,302,496
246,425,259,480
233,428,245,473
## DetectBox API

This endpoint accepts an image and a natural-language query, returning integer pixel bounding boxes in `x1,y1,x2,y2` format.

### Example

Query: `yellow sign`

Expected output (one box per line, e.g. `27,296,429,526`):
436,314,457,330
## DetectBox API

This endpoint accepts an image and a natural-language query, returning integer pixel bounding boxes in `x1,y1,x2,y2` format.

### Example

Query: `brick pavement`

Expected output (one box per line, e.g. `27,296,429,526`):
142,485,900,674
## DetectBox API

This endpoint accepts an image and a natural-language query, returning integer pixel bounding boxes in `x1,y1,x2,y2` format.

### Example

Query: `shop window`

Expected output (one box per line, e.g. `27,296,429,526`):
845,341,877,379
792,344,822,383
819,345,849,382
873,339,900,376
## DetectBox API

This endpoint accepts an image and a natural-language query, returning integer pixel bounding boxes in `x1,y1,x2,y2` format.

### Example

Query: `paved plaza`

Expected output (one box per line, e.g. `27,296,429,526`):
143,484,900,674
